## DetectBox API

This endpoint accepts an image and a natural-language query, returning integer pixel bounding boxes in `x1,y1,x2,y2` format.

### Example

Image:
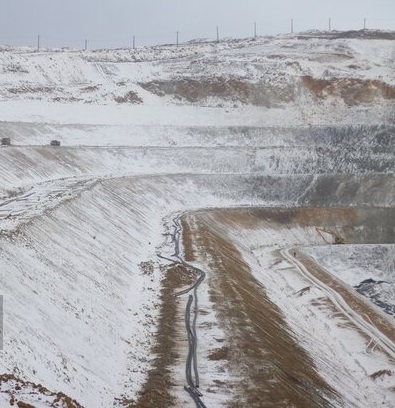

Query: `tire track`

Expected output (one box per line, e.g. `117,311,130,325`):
282,248,395,359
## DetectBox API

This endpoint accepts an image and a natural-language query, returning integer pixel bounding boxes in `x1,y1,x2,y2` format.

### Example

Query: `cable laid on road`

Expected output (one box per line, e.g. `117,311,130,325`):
159,213,207,408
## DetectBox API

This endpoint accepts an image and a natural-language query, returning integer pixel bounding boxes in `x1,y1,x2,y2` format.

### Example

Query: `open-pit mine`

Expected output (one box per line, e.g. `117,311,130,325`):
0,30,394,407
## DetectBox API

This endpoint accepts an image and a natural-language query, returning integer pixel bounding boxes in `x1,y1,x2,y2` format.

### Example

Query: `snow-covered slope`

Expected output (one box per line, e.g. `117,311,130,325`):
0,31,394,407
0,32,394,125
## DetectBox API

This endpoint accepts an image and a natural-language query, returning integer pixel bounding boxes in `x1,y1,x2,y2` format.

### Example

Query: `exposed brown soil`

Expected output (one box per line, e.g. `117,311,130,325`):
236,206,357,228
80,85,100,92
130,206,395,407
139,77,295,107
207,346,230,361
370,369,394,380
125,264,198,408
297,30,395,41
114,91,143,104
140,78,250,102
7,86,57,94
0,373,82,407
302,75,395,106
182,211,340,407
17,402,35,408
195,206,395,245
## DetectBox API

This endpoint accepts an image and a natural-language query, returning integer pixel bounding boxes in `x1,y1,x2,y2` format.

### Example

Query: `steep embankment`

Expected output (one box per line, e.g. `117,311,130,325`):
0,124,394,197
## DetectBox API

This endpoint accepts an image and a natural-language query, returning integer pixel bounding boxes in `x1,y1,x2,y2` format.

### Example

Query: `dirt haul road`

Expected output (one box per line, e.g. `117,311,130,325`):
143,207,395,408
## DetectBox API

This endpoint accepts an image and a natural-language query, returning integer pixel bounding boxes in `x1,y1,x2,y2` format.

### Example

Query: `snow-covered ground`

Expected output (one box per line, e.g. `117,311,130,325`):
211,211,395,407
306,244,395,316
0,31,394,407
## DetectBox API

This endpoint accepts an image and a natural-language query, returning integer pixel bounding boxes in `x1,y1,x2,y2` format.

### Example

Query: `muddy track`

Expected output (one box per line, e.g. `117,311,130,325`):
172,215,207,407
126,263,197,408
159,214,207,407
182,212,340,407
134,205,395,406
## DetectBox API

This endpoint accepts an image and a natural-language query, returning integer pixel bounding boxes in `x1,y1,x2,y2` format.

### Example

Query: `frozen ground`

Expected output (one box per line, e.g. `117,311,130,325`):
305,244,395,316
193,208,395,407
0,31,394,407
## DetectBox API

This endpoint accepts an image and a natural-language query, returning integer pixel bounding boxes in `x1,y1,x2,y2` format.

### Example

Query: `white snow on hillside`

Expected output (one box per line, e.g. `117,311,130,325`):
0,33,394,128
0,32,394,407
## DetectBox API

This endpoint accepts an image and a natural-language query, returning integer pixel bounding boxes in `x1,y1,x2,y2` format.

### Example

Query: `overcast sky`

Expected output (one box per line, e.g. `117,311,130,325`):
0,0,394,49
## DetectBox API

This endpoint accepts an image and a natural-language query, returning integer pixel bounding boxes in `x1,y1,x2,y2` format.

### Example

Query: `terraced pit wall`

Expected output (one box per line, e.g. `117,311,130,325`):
0,121,394,407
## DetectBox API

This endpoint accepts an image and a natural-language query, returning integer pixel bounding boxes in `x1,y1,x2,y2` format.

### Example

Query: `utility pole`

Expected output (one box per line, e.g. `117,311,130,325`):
291,19,294,34
329,17,331,31
254,22,257,38
216,26,219,42
133,35,135,49
37,34,40,52
84,39,88,51
176,31,179,47
363,18,367,30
